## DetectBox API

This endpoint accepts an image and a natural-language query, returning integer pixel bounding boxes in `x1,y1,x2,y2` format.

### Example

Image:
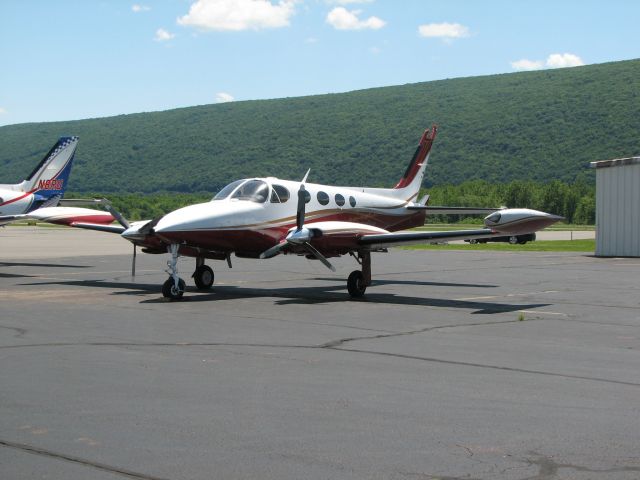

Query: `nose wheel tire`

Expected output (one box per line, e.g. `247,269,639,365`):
193,265,214,290
347,270,367,298
162,277,185,300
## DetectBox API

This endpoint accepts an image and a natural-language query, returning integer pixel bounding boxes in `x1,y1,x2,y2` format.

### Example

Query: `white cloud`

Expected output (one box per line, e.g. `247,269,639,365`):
546,53,584,68
305,37,319,44
215,92,234,103
132,4,151,13
418,22,469,39
511,53,585,71
154,28,175,41
511,59,544,71
177,0,296,31
326,7,385,30
326,0,373,4
0,107,7,115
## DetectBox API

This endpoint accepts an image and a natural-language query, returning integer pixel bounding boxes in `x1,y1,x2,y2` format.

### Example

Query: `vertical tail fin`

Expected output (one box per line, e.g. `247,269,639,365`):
21,136,79,205
394,125,438,194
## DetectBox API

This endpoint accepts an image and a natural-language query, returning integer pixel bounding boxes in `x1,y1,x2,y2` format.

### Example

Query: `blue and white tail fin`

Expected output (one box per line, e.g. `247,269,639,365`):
19,136,79,209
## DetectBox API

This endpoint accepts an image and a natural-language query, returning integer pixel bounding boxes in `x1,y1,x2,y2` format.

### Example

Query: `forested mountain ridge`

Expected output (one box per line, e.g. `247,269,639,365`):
1,59,638,194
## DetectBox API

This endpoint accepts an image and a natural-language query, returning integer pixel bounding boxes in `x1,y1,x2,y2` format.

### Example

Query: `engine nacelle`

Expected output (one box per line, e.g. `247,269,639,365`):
484,208,564,234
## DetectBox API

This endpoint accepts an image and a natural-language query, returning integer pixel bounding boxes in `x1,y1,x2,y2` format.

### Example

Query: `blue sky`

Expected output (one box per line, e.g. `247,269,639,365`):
1,0,638,126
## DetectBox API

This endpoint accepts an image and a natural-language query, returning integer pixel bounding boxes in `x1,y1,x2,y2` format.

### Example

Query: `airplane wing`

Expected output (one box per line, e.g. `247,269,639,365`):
0,207,116,229
291,208,563,256
358,228,504,249
358,209,563,249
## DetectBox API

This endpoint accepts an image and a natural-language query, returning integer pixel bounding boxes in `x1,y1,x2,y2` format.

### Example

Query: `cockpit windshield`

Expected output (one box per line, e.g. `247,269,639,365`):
212,179,270,203
212,179,245,201
231,180,269,203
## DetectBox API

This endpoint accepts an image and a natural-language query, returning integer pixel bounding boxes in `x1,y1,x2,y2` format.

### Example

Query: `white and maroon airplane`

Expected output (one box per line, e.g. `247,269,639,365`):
0,136,114,227
68,125,563,300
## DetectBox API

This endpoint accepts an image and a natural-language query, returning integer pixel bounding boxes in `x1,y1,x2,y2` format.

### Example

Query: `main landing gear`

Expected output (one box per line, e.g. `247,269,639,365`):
347,251,371,298
162,247,215,300
192,257,214,290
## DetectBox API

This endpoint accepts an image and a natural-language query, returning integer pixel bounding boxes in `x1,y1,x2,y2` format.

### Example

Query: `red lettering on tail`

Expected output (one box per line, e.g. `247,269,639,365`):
38,179,64,190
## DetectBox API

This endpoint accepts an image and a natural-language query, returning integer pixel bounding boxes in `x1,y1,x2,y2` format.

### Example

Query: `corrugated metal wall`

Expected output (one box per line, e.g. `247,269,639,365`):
595,161,640,257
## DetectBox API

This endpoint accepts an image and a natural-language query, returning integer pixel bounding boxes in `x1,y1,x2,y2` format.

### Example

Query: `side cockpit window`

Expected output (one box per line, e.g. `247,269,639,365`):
231,180,269,203
212,179,245,201
270,184,290,203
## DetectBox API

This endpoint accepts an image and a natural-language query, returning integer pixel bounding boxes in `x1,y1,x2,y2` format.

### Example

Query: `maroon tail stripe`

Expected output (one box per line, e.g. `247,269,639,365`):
394,124,438,189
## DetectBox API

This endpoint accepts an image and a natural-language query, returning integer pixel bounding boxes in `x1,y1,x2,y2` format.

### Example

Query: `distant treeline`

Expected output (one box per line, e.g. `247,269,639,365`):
67,178,595,225
426,179,595,224
2,59,639,192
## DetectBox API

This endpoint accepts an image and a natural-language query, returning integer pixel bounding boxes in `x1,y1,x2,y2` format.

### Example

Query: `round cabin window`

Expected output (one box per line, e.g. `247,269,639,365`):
317,191,330,205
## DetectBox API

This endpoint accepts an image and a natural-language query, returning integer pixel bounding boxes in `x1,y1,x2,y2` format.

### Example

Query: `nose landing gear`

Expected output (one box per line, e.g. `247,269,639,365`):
162,244,185,300
161,249,218,299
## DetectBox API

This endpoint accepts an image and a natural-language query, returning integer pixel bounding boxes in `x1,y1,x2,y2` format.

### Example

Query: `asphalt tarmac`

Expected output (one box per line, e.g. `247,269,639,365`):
1,229,639,480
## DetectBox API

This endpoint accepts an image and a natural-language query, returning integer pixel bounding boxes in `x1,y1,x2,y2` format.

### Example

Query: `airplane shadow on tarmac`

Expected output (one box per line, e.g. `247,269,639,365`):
315,277,499,289
1,261,91,269
1,261,91,279
23,278,548,315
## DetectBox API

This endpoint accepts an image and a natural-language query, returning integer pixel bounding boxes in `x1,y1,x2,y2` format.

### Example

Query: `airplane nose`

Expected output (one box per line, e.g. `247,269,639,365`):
153,201,262,235
122,218,159,241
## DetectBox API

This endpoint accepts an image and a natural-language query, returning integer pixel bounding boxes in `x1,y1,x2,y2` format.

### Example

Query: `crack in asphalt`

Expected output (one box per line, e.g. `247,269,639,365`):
317,318,536,348
331,347,640,387
0,324,27,338
0,439,172,480
1,316,639,388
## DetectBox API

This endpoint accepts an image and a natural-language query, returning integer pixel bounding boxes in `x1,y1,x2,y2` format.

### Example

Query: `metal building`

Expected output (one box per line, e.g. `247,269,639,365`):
590,157,640,257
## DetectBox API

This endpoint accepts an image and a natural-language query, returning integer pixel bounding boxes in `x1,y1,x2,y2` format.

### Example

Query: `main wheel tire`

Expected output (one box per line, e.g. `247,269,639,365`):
193,265,214,290
347,270,367,298
162,277,185,300
469,239,478,244
508,236,519,245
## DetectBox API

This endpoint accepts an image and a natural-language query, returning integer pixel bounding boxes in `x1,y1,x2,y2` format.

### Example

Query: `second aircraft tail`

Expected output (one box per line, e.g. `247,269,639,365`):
20,136,79,209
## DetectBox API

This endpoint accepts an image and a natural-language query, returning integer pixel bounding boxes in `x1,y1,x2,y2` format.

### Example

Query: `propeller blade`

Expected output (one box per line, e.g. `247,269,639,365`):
302,242,336,272
295,169,311,231
296,184,306,231
98,199,130,229
131,244,137,277
259,240,288,260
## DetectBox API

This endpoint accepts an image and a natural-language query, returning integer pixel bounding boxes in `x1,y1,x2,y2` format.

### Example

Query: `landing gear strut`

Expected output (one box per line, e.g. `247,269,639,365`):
347,251,371,298
192,257,214,290
162,244,185,300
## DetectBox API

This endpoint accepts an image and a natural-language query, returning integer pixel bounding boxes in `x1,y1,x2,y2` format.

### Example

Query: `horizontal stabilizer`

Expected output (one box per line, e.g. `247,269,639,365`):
0,214,26,224
408,206,502,215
